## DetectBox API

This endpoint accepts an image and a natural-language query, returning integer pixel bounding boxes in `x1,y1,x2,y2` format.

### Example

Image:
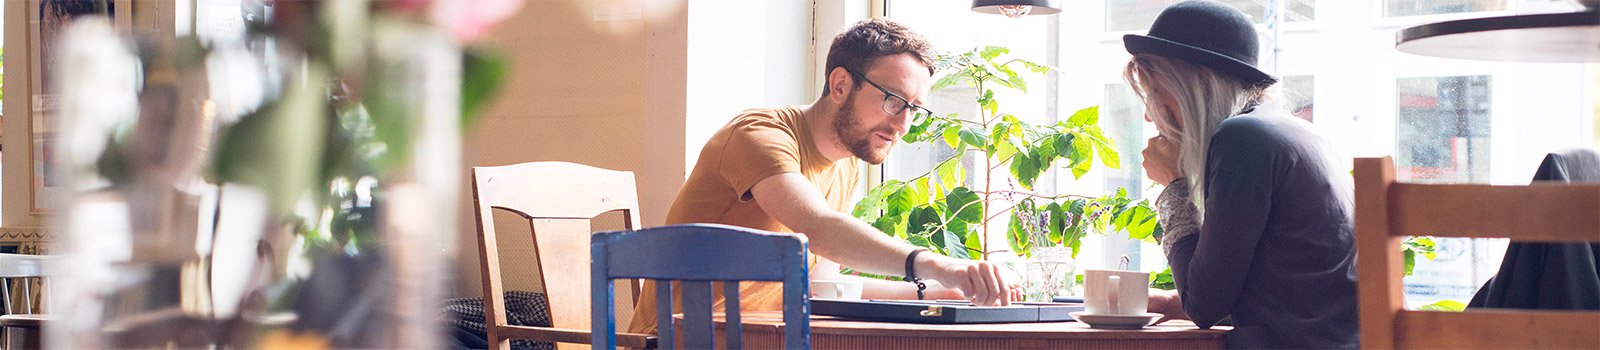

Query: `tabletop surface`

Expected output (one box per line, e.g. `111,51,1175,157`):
1395,10,1600,62
695,311,1229,340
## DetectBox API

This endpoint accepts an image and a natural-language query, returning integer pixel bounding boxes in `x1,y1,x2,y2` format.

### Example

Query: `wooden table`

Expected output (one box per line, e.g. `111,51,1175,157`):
675,311,1229,349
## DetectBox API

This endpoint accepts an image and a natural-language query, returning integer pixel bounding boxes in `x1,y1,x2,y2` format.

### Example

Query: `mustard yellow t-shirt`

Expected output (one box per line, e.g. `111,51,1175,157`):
628,106,861,334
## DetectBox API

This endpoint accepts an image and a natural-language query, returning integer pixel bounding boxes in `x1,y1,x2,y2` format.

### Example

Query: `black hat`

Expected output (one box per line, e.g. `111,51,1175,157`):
1123,0,1276,87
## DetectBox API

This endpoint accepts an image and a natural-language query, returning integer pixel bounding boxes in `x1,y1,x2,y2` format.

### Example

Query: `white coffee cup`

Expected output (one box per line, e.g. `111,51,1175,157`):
811,279,863,299
1083,269,1149,315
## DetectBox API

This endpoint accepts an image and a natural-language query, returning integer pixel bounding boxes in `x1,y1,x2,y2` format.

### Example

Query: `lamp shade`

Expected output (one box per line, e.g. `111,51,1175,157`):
972,0,1062,16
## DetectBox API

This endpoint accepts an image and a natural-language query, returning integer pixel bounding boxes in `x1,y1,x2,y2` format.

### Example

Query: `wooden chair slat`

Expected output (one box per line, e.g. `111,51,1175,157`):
591,224,812,349
1355,156,1600,349
473,162,644,349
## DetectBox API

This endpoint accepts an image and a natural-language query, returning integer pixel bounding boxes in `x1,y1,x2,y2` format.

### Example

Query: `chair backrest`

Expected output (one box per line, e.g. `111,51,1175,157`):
0,254,56,315
1354,156,1600,349
590,224,810,350
472,161,642,349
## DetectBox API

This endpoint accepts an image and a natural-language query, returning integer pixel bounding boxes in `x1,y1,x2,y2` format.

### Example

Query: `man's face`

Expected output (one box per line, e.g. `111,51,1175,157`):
834,54,932,164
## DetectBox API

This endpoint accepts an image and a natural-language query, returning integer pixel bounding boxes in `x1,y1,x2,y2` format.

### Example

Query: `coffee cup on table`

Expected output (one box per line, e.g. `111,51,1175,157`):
811,279,863,299
1083,269,1149,315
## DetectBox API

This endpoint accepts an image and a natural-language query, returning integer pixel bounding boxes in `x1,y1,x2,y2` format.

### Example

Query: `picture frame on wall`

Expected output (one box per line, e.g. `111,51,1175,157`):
27,0,126,213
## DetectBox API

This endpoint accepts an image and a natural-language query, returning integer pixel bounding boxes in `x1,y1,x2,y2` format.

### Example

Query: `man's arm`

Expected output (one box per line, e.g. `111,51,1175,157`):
812,257,965,300
750,173,1012,306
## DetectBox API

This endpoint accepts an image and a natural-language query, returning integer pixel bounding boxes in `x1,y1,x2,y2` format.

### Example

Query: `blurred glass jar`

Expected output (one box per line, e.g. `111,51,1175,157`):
49,8,463,349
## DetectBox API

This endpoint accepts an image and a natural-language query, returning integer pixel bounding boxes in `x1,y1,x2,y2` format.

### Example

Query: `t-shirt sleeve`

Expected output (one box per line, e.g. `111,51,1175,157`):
718,118,804,202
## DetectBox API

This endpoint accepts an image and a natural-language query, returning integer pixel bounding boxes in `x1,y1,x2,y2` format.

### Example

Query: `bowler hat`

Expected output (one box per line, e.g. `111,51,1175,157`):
1123,0,1277,87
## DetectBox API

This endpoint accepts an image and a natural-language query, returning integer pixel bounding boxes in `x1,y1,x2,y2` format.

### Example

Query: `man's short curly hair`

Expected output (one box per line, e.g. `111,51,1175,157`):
822,18,935,97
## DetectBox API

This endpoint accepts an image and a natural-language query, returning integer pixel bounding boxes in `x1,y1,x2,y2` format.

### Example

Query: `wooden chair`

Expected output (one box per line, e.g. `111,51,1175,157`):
590,224,810,350
472,161,655,349
0,253,55,350
1354,156,1600,349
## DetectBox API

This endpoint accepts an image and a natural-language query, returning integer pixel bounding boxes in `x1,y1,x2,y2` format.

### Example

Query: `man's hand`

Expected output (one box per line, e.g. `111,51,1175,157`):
1142,135,1182,185
1149,289,1189,324
923,255,1018,306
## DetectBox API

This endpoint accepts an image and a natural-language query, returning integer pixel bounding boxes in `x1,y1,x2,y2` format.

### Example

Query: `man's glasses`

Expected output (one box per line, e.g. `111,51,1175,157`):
846,69,935,118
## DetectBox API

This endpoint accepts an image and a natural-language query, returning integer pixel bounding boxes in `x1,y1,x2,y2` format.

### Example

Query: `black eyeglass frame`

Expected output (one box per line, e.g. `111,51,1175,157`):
845,69,936,118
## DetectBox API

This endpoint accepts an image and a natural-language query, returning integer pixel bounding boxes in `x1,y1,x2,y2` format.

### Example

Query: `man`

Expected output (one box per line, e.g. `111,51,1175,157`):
628,18,1017,334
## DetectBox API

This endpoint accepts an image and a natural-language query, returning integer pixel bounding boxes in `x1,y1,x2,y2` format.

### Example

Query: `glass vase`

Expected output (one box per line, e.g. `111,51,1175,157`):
48,17,463,349
1023,246,1076,302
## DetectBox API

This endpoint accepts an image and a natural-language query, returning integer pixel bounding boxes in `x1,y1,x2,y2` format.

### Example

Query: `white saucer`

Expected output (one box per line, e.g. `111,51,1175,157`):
1068,311,1162,329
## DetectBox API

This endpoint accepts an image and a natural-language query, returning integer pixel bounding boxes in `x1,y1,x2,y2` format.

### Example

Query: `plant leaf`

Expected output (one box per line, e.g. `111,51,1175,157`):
1067,106,1099,127
944,222,972,260
932,72,968,91
1047,202,1066,245
211,67,330,214
1021,60,1056,74
1419,300,1466,312
871,214,904,237
1403,249,1417,276
1054,133,1075,161
937,156,963,190
886,184,915,218
1071,137,1094,178
942,122,963,148
461,48,507,131
1009,151,1042,190
945,187,983,223
1009,215,1031,257
979,45,1009,60
959,126,989,150
908,206,943,238
1095,138,1122,170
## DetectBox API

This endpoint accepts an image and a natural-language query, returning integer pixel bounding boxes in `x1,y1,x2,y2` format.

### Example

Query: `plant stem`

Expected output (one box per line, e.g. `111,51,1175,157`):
976,78,992,260
975,190,1096,201
898,154,964,188
932,115,983,126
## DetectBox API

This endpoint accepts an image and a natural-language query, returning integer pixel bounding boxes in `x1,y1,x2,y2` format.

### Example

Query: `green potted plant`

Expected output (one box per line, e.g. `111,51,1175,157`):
851,46,1161,300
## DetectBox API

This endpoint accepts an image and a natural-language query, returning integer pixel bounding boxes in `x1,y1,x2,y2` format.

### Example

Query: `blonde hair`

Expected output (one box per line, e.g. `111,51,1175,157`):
1122,54,1269,202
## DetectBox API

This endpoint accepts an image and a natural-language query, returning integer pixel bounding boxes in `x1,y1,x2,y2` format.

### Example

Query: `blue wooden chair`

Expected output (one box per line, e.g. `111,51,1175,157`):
590,224,810,349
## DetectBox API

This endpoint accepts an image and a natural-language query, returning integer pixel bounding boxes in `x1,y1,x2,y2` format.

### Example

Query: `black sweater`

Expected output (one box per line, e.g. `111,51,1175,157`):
1157,109,1360,349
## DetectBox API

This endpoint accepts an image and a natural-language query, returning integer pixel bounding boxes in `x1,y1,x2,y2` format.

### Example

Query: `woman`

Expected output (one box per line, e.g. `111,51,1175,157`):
1126,1,1359,349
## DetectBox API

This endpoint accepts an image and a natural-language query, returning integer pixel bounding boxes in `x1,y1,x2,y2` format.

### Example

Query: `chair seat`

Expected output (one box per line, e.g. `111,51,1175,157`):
1,314,50,350
0,314,47,328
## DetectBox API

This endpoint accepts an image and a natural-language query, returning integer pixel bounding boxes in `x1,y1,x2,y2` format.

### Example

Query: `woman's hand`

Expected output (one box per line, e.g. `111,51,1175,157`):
1142,135,1182,185
1148,289,1189,324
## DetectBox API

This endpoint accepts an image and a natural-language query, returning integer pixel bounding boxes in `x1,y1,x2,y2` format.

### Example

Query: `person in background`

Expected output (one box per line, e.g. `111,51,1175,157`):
1127,1,1360,348
628,18,1020,334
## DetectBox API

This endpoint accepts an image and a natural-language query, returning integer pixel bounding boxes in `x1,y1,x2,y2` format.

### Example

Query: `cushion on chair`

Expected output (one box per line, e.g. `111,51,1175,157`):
441,291,555,350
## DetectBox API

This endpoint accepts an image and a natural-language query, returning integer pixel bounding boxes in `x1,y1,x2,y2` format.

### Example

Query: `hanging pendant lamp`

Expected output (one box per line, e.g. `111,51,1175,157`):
971,0,1062,17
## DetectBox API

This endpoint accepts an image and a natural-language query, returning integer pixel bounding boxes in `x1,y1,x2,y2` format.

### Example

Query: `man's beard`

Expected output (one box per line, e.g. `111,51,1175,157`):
833,92,896,164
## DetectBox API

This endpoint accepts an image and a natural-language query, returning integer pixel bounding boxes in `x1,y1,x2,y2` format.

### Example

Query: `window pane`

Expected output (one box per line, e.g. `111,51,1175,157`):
1384,0,1505,17
1395,75,1491,183
1104,0,1315,32
1280,75,1315,121
1098,84,1148,270
1394,75,1499,309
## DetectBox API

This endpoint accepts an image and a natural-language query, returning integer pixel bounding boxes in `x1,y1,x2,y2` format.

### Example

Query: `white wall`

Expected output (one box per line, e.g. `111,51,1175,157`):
683,0,815,176
454,0,817,297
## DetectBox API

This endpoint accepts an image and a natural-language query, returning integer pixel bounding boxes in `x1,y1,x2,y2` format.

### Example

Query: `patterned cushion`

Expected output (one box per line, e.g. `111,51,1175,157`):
442,291,555,350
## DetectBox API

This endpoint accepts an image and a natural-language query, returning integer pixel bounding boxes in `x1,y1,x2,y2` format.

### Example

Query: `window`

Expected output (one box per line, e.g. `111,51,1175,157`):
1097,83,1163,272
1104,0,1316,32
887,0,1598,304
1392,75,1500,306
1395,75,1491,183
1280,75,1315,121
1384,0,1504,17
